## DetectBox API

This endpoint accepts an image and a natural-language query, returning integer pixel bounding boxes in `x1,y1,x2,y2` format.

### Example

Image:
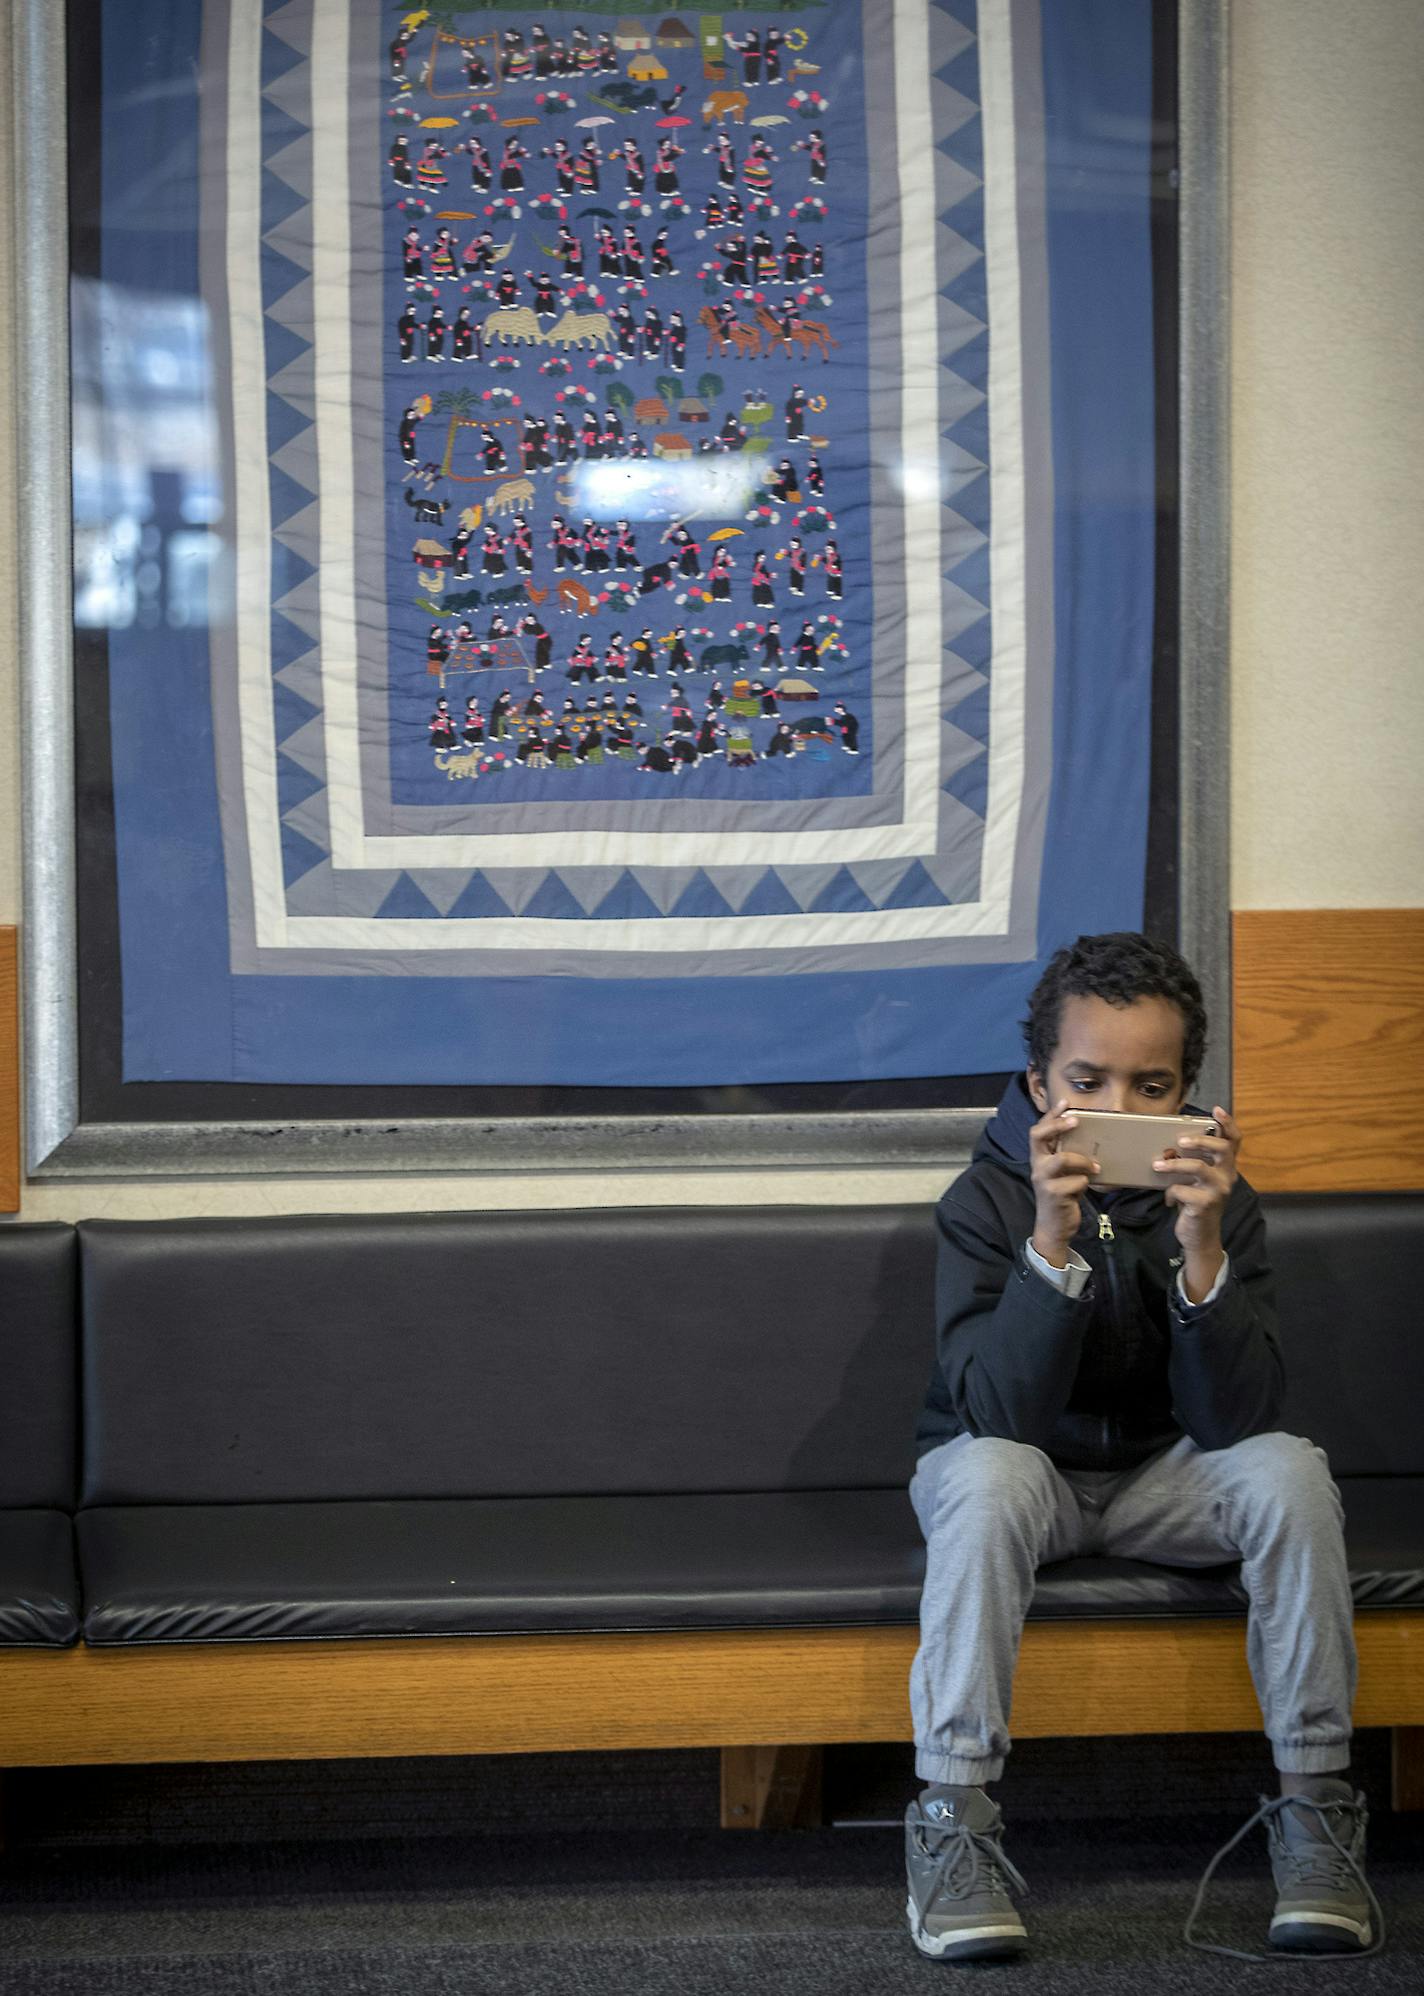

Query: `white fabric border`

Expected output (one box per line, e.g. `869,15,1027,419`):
228,2,287,947
308,0,364,882
231,0,1027,952
974,0,1028,923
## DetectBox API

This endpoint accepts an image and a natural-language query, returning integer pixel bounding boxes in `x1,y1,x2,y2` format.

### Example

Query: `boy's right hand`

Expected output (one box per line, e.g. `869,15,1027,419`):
1029,1099,1099,1267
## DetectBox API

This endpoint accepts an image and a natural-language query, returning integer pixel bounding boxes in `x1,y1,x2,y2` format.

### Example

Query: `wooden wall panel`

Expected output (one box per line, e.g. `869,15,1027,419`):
1233,909,1424,1193
0,927,17,1212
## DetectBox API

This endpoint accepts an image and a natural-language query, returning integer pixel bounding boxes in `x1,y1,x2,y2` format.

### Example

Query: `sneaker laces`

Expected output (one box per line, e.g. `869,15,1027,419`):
1270,1813,1359,1895
1183,1792,1385,1962
909,1815,1028,1925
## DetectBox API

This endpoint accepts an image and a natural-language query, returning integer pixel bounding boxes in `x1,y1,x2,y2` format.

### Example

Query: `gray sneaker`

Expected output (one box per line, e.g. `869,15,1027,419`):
904,1785,1028,1961
1266,1780,1375,1953
1185,1780,1384,1961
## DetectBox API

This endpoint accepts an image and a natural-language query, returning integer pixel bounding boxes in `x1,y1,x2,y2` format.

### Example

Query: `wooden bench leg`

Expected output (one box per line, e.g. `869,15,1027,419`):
1391,1728,1424,1811
720,1745,824,1828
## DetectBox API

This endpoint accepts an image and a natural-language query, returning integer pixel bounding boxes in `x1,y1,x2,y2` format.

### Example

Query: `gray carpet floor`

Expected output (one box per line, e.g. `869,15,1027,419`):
2,1738,1421,1993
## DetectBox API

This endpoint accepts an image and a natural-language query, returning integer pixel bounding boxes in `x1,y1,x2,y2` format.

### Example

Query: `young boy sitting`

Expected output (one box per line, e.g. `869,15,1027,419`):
905,932,1377,1961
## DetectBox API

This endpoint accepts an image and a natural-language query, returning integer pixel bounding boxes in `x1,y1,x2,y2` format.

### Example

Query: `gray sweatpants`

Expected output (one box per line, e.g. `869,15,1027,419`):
909,1430,1357,1785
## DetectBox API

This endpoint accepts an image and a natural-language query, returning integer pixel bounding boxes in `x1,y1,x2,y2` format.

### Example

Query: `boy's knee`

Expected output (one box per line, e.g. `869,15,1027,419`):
922,1434,1059,1531
1223,1429,1329,1479
1216,1430,1341,1527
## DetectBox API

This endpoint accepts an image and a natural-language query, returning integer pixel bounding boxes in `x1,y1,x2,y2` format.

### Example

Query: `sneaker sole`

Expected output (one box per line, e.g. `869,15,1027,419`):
1270,1911,1371,1952
907,1897,1028,1961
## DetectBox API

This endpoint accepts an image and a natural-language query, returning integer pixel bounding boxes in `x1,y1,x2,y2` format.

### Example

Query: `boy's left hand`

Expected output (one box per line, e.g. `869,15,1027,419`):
1153,1105,1241,1302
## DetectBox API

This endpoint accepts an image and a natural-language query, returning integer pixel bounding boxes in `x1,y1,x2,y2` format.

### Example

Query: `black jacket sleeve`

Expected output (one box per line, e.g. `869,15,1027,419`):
934,1172,1093,1448
1166,1177,1285,1449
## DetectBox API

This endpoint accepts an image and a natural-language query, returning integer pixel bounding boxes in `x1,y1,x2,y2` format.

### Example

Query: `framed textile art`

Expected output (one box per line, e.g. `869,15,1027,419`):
20,0,1229,1176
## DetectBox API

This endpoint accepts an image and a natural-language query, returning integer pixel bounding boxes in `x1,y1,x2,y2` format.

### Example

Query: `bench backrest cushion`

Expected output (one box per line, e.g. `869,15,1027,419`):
0,1222,78,1507
1266,1193,1424,1475
78,1209,937,1504
76,1193,1421,1505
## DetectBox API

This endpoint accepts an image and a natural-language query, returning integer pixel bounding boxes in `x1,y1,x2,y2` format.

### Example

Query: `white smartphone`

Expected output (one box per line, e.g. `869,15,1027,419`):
1066,1110,1219,1190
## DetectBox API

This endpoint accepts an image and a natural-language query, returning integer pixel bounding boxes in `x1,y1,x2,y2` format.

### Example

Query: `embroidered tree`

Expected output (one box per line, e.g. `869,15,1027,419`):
432,387,480,476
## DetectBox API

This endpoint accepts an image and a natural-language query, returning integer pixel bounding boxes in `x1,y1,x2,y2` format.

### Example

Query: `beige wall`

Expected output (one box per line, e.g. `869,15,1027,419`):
1230,0,1424,909
3,1,1422,1219
0,11,16,939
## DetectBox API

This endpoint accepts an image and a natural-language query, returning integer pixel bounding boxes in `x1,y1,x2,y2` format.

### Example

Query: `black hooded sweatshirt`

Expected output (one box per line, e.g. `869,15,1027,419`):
915,1075,1284,1471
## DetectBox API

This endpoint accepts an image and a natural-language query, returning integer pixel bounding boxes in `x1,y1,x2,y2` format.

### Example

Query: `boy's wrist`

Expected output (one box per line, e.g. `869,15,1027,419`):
1181,1242,1226,1304
1030,1229,1072,1269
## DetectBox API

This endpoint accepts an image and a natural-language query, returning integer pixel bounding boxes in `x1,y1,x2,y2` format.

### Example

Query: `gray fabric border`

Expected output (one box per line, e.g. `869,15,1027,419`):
999,0,1052,957
202,0,260,1008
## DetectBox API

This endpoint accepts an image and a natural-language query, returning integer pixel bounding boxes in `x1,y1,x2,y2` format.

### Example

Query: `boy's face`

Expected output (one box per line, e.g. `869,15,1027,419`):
1027,994,1189,1118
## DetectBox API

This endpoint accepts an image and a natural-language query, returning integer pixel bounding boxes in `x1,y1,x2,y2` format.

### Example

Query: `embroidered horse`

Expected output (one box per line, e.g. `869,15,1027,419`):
753,304,839,362
697,303,761,360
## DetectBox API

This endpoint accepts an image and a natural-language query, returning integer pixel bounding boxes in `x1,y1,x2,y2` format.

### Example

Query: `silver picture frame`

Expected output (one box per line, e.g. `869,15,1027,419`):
15,0,1229,1181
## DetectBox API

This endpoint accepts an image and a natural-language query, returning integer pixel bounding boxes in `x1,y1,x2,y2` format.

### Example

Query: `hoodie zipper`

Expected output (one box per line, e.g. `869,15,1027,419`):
1090,1203,1123,1460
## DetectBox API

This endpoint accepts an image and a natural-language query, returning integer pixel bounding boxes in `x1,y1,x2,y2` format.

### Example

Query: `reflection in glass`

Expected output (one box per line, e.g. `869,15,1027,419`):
71,277,223,629
566,454,763,521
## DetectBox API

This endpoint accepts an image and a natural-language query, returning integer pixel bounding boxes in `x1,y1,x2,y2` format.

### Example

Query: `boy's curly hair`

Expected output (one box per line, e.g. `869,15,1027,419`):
1023,933,1208,1091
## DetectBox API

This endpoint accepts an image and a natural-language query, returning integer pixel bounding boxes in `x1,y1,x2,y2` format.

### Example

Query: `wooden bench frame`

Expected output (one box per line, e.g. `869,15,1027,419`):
3,1613,1421,1831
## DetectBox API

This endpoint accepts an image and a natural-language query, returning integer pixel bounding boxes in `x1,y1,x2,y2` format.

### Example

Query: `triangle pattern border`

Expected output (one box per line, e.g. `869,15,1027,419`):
259,1,991,927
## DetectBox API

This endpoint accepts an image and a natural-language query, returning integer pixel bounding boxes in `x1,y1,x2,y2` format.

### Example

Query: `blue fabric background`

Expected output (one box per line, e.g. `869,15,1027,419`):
102,0,1155,1086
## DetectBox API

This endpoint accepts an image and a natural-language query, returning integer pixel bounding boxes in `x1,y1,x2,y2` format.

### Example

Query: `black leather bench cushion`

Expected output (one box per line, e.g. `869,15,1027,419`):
78,1210,936,1504
0,1224,78,1508
75,1476,1424,1645
1268,1194,1424,1474
75,1492,927,1644
78,1197,1422,1512
0,1510,81,1647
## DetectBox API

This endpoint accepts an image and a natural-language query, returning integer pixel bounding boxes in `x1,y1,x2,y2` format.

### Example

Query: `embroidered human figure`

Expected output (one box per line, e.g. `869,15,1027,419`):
613,137,646,202
460,136,493,192
415,141,450,196
499,136,530,193
428,698,456,749
654,138,685,202
822,539,843,601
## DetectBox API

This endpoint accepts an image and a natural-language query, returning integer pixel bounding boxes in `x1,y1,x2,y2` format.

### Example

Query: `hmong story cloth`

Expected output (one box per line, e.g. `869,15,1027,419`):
91,0,1158,1084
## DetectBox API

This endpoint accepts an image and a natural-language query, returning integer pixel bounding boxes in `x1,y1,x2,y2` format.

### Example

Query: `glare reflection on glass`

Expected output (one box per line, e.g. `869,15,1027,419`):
565,456,764,522
71,278,223,630
888,451,945,507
